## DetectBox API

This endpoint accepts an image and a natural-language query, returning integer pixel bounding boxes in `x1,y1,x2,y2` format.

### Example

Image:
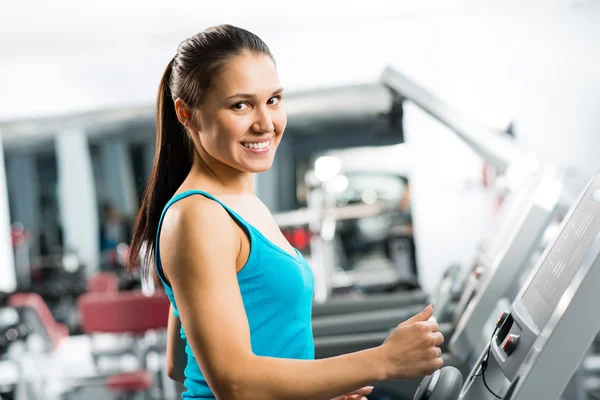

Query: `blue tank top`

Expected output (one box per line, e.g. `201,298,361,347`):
154,190,315,399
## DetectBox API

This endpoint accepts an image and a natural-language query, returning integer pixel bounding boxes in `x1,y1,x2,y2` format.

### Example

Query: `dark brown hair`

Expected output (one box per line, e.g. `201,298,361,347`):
128,24,274,279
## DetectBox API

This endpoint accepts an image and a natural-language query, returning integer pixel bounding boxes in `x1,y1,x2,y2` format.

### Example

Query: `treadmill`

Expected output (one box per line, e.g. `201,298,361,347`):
313,71,581,399
313,161,550,357
416,169,600,400
307,66,529,337
449,168,568,365
310,66,535,343
362,167,570,399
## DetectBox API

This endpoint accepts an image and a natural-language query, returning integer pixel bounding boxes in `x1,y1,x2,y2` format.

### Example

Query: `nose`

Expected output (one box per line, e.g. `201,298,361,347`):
252,106,275,134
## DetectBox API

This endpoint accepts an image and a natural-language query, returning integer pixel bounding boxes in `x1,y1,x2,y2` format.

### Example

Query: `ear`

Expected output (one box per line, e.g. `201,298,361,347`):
174,98,197,130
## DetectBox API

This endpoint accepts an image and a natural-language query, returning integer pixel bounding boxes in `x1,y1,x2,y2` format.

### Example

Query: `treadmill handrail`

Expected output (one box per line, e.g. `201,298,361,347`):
380,66,523,174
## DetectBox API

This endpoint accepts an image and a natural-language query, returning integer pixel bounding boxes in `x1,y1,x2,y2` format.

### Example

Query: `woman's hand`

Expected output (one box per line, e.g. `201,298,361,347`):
379,304,445,380
332,385,374,400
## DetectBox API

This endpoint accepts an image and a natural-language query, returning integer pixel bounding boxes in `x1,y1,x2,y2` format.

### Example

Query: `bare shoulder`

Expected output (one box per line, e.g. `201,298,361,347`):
161,194,232,234
159,194,239,278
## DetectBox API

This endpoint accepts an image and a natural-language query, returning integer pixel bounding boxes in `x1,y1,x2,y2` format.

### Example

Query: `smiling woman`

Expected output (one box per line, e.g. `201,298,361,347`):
126,24,444,400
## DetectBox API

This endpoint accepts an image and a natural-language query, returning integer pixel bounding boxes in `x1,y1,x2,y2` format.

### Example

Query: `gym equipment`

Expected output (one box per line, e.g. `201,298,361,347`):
311,292,430,340
449,168,568,365
315,164,580,400
311,291,428,317
413,367,463,400
1,292,69,400
269,65,535,348
380,67,522,174
308,65,532,336
313,66,569,353
0,305,25,399
276,202,429,311
314,162,548,355
0,290,172,400
68,290,171,399
313,305,427,337
420,169,600,399
363,167,572,399
319,64,528,304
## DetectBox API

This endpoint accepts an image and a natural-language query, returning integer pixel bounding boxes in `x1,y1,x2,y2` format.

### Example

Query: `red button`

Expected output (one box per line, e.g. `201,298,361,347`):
496,312,509,328
502,334,520,356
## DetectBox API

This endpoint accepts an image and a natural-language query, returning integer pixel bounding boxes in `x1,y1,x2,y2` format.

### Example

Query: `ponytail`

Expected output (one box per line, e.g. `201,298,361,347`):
128,58,193,279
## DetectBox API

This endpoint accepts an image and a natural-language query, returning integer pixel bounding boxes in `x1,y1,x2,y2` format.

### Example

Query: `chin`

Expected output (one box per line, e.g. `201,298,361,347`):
246,160,274,173
233,155,275,173
235,144,278,173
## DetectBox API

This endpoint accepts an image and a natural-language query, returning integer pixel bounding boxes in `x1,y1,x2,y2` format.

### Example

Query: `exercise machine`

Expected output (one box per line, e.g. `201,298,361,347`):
416,169,600,399
312,64,544,346
449,167,568,365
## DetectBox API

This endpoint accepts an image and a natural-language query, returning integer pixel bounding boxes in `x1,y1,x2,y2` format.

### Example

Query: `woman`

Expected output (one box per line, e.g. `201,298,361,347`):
128,24,444,400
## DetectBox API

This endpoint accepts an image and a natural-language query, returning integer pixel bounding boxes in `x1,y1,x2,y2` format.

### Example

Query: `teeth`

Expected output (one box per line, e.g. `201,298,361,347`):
243,141,269,149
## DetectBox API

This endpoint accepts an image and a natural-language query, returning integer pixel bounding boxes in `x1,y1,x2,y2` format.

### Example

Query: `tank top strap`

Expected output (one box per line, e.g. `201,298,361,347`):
154,190,254,288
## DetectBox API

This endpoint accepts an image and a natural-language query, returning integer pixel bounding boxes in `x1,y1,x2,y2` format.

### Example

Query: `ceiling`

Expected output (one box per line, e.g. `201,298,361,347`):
0,0,572,56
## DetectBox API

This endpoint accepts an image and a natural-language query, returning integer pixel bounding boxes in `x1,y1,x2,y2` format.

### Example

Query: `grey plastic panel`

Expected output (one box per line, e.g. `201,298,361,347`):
494,171,600,383
312,305,424,337
311,291,427,317
520,194,600,330
314,331,388,359
451,171,544,323
449,173,561,364
456,171,600,400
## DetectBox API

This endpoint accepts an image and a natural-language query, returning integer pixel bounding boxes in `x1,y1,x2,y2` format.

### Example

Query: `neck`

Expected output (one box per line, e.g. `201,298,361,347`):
189,148,255,195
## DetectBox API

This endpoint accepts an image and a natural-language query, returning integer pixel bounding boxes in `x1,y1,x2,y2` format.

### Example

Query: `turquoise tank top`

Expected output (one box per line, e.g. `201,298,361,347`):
154,190,315,399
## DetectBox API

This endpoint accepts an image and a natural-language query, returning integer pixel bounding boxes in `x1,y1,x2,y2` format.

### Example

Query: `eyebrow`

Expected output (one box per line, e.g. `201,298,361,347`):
225,87,284,100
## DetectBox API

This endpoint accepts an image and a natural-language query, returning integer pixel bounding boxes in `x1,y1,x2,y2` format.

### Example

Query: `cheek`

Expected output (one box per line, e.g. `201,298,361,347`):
273,110,287,135
212,116,247,146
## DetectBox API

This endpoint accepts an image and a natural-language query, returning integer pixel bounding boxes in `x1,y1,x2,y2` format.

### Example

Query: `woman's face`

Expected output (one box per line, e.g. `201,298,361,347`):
194,51,287,173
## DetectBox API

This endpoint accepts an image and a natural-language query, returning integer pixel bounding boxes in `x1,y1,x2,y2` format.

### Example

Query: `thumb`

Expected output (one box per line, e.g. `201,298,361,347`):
399,304,433,327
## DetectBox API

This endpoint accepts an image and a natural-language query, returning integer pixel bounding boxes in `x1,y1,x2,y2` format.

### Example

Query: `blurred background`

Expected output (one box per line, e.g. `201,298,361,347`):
0,1,599,399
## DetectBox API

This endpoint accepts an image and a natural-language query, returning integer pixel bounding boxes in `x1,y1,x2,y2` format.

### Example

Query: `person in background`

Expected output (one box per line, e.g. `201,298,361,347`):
100,202,127,252
387,179,419,280
128,24,443,400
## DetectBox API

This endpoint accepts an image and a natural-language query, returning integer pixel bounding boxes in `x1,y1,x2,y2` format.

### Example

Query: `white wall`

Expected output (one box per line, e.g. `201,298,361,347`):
1,3,599,290
0,134,17,293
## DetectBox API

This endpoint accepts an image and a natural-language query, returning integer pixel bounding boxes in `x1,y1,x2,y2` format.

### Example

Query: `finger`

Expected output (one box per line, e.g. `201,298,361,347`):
424,319,440,332
399,304,433,327
435,346,442,358
432,331,444,346
435,355,445,369
348,386,374,396
436,357,444,369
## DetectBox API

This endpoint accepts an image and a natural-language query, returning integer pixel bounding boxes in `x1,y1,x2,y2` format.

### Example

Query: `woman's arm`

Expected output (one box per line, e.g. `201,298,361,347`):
160,196,443,400
166,305,187,383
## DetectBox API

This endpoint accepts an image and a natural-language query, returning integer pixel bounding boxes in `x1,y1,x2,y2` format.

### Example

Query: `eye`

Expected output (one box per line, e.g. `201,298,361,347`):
267,95,282,106
231,102,249,111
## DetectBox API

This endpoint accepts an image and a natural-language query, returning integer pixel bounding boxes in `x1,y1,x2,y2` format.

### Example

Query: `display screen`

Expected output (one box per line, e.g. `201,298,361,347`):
520,184,600,329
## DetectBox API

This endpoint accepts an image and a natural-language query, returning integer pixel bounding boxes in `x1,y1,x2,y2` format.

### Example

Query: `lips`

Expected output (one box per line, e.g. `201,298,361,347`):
241,140,270,150
240,139,272,154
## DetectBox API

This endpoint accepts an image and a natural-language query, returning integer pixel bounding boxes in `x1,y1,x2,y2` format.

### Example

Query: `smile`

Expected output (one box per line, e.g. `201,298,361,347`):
241,140,271,150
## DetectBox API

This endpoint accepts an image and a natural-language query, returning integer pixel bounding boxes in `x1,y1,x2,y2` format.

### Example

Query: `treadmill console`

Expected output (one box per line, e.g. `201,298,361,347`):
491,173,600,381
450,172,600,400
